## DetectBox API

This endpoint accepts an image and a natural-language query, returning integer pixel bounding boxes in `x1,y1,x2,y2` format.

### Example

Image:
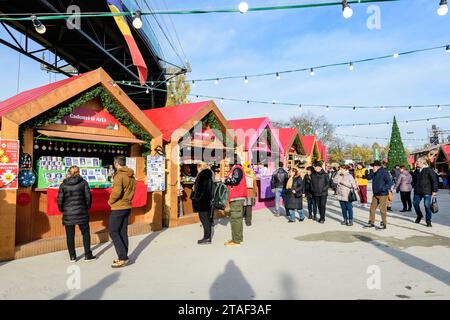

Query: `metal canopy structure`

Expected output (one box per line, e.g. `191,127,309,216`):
0,0,171,109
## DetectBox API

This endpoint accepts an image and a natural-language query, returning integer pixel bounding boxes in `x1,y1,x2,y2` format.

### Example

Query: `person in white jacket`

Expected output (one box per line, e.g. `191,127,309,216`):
333,165,358,226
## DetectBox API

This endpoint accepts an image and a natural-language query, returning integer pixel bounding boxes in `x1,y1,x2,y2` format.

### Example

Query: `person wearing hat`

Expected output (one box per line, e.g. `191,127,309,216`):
243,161,258,226
310,161,330,224
223,156,248,247
355,162,369,208
364,160,393,229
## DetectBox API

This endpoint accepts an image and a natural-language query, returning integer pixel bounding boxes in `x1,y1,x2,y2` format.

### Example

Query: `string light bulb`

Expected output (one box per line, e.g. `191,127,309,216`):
146,88,149,94
349,62,354,71
342,0,353,19
214,79,219,85
192,80,196,87
393,53,399,58
31,15,46,34
238,2,249,14
438,0,448,16
244,76,249,84
299,104,302,110
326,105,330,112
408,106,412,111
446,45,450,52
132,11,143,29
310,68,315,76
276,72,281,80
381,106,386,111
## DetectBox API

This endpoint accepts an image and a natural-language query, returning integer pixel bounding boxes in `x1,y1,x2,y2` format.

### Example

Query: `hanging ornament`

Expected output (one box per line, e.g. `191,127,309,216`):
48,141,53,151
93,145,98,153
41,144,47,151
77,144,81,152
60,144,65,152
71,144,76,151
34,142,39,150
87,145,92,153
82,145,87,152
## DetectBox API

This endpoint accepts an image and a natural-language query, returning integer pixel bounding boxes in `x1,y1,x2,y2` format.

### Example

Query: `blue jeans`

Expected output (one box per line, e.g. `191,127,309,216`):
274,188,286,214
339,201,353,222
413,194,432,222
289,208,305,221
307,196,317,217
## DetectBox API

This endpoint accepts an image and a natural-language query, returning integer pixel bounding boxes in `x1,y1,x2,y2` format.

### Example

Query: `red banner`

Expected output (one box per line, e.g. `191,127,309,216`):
57,107,120,130
0,139,19,190
46,181,148,215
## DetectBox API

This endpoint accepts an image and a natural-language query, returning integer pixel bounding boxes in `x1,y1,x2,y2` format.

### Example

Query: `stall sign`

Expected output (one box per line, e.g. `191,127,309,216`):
0,139,19,190
147,155,165,192
126,157,137,175
57,107,120,130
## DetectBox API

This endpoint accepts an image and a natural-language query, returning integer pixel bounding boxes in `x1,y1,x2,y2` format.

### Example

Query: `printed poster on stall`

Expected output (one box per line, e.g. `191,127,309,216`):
0,139,20,190
146,155,165,192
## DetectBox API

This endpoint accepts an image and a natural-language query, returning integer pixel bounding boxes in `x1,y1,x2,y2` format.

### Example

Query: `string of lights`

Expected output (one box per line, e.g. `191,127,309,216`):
334,133,428,141
123,44,450,85
0,1,401,22
335,116,450,128
117,80,450,111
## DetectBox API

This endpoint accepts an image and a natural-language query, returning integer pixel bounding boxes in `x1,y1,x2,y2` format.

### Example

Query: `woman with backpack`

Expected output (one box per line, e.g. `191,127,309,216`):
285,168,305,223
243,162,258,226
57,165,96,262
333,165,358,226
191,162,214,245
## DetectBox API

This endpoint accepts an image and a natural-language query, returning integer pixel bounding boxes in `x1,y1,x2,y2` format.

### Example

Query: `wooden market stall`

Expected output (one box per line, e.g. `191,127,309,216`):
300,135,321,166
0,68,164,261
228,117,284,210
143,100,235,228
278,128,307,169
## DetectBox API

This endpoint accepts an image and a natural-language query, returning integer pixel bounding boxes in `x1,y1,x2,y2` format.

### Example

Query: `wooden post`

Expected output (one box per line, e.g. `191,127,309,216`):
0,117,19,261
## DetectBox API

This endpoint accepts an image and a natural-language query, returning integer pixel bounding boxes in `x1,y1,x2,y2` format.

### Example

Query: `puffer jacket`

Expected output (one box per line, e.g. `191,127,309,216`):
310,169,330,196
57,175,92,226
333,172,358,202
284,176,304,209
108,167,136,210
191,169,213,212
271,168,288,189
413,167,438,195
394,171,413,192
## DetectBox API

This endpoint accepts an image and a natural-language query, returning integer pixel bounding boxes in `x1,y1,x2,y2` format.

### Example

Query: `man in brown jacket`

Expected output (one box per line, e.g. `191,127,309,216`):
108,156,136,268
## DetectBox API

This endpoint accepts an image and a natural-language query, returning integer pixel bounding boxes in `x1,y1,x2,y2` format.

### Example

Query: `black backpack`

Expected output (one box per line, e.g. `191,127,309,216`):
211,182,229,210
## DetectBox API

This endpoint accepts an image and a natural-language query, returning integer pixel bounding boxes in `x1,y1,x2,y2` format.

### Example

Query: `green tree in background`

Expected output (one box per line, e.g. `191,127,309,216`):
165,74,191,106
387,117,408,170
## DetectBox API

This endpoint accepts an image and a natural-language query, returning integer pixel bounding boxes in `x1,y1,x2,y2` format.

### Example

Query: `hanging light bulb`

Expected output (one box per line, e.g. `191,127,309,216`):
342,0,353,19
244,76,249,84
192,80,196,87
406,121,409,125
349,62,354,71
31,15,46,34
310,68,315,76
408,106,412,111
438,0,448,16
381,106,386,111
353,125,356,128
146,88,149,94
298,104,302,110
272,100,276,104
214,79,219,85
353,106,356,112
132,10,143,29
446,45,450,52
437,105,442,111
221,98,224,104
113,82,117,87
393,53,399,58
246,100,250,104
238,2,249,14
326,105,330,112
276,72,281,80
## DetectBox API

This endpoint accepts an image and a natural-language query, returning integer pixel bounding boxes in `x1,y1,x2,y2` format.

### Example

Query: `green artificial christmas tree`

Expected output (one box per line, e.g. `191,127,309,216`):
387,117,408,170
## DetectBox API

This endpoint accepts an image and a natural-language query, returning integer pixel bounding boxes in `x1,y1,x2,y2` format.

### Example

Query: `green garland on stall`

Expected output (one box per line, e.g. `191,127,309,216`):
293,136,304,154
19,86,152,157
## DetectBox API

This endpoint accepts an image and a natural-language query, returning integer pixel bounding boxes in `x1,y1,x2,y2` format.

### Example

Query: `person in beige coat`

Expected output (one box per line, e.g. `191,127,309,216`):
333,165,358,226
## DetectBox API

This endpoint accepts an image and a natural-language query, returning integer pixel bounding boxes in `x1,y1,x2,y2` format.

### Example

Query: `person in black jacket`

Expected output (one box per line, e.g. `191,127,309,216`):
271,162,288,216
310,162,330,223
285,168,305,223
413,158,438,227
191,162,214,244
304,166,317,220
363,160,393,229
57,166,96,262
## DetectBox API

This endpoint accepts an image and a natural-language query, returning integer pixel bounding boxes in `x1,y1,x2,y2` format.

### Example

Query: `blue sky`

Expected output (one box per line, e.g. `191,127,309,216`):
1,0,449,149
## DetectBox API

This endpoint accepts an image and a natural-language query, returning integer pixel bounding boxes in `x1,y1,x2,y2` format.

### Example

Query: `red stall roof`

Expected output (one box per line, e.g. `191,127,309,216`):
143,101,216,142
300,136,316,156
278,128,297,150
228,117,283,153
0,73,87,117
322,144,328,161
441,145,450,161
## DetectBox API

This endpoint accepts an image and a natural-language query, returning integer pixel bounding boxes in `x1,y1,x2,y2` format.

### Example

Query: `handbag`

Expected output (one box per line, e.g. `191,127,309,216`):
348,188,358,202
431,196,439,214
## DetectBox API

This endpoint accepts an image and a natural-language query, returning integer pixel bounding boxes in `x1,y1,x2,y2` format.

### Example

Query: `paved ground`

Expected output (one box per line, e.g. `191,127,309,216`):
1,189,450,300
